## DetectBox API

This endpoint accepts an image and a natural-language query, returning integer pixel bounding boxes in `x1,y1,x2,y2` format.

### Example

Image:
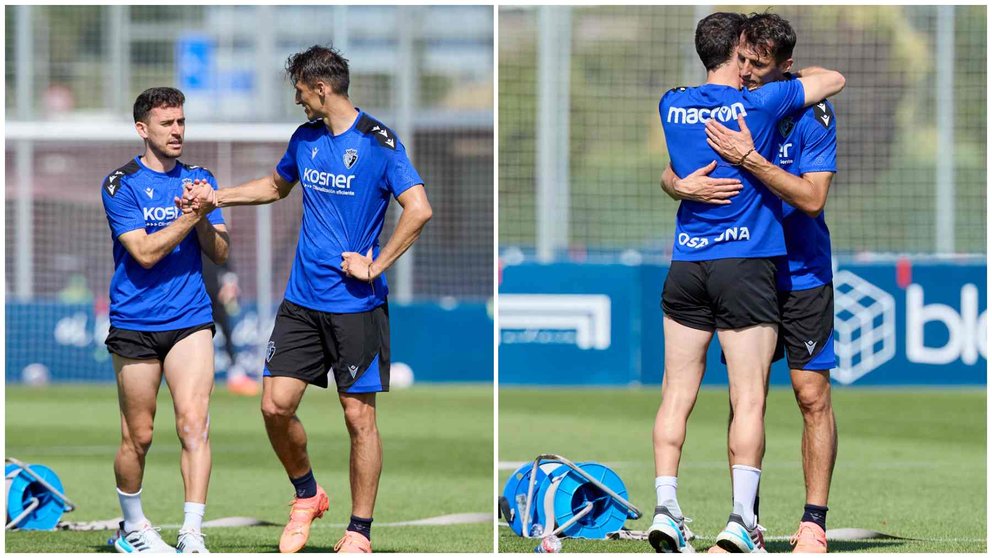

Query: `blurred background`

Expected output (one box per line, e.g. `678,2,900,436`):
5,5,494,385
498,5,986,387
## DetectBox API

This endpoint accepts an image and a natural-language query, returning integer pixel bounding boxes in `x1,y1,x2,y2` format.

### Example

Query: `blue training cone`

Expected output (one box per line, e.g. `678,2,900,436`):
5,458,75,530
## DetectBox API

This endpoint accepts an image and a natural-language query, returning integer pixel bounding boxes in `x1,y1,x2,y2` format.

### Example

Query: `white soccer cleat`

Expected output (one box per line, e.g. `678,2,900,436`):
177,529,210,553
714,514,766,553
648,506,696,553
112,521,177,553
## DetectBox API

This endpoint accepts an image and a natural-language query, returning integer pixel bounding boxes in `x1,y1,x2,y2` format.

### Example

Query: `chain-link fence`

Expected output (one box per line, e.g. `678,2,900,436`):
499,5,986,259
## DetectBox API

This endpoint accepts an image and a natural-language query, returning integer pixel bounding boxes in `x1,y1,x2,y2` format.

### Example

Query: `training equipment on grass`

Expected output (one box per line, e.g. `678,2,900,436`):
5,457,76,530
499,454,640,540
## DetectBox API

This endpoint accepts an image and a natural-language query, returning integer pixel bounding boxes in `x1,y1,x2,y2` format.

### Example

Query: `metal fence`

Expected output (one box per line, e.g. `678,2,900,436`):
6,4,494,308
499,5,987,260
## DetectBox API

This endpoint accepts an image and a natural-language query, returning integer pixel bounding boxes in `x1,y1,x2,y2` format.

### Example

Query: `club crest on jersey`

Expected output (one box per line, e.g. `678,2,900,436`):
344,149,359,169
778,117,795,138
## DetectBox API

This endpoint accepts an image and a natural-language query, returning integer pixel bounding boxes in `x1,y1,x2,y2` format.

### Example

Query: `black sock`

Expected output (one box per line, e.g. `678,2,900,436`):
802,504,828,531
290,469,317,499
347,515,373,539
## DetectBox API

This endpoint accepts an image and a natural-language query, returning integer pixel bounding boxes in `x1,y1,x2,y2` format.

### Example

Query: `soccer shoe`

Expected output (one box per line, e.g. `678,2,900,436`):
177,529,210,553
715,515,766,553
333,530,372,553
647,506,696,553
790,521,827,553
112,521,177,553
227,374,260,396
278,485,330,553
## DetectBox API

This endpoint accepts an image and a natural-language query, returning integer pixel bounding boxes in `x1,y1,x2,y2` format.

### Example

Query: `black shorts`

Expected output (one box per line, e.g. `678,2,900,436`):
776,283,836,371
662,258,779,331
263,299,390,393
105,323,215,361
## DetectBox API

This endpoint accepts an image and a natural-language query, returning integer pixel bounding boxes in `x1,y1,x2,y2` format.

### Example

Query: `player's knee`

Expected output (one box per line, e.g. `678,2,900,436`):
125,426,154,456
260,397,295,421
343,404,377,437
795,385,831,417
175,412,210,449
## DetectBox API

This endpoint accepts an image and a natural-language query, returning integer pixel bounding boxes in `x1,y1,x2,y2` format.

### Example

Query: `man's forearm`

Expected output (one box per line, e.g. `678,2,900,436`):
127,213,201,269
741,153,819,214
660,165,683,201
371,203,432,277
195,220,230,264
215,175,285,208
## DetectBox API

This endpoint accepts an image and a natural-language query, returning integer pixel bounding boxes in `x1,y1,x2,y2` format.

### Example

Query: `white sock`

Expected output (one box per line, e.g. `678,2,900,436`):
655,476,683,518
182,502,206,533
117,488,148,532
731,465,761,528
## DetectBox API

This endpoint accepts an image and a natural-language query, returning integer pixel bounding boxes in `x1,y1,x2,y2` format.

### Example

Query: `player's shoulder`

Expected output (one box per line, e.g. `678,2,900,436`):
289,118,326,141
178,160,217,180
797,98,836,131
354,112,398,150
102,158,142,197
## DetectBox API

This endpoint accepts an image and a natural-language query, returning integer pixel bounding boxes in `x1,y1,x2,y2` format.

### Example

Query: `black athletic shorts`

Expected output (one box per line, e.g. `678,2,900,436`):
662,258,779,331
105,323,215,361
776,282,836,371
263,299,390,393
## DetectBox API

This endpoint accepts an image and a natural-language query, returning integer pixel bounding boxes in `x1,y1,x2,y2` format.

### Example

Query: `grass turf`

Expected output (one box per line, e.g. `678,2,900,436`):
5,384,494,553
499,387,986,553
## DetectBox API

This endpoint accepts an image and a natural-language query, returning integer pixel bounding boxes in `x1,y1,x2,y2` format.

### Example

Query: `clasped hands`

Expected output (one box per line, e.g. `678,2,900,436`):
174,179,217,217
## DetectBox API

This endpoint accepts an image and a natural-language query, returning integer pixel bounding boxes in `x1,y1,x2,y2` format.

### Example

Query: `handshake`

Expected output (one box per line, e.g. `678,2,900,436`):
173,179,217,217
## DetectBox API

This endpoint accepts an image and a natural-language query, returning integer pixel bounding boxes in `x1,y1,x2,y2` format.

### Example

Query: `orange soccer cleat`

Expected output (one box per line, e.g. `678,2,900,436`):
790,521,828,553
278,485,329,553
333,530,372,553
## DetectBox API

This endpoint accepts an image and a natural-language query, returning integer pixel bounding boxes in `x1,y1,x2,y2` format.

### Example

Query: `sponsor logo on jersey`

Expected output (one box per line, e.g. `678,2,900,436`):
666,102,747,125
302,167,355,189
143,206,180,222
778,142,794,165
311,146,319,159
144,187,155,199
344,148,359,169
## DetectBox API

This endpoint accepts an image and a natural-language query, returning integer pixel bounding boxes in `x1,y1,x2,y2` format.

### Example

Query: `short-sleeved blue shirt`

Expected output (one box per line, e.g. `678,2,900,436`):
101,157,224,331
275,110,424,313
774,98,837,291
660,79,806,260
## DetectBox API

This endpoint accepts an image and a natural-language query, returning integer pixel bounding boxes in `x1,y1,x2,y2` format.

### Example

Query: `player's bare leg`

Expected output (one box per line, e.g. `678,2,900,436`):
111,355,177,552
164,329,215,504
340,392,382,517
114,356,163,495
261,376,312,477
648,316,711,552
262,375,328,553
714,324,775,552
789,368,835,552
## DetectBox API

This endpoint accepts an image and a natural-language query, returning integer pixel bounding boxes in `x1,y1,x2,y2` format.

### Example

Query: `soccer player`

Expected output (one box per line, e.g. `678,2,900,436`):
101,87,228,553
181,45,432,554
669,13,839,553
649,13,844,553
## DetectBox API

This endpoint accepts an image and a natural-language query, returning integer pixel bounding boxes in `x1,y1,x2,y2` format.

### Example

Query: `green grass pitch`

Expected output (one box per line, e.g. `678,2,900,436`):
5,384,494,552
499,387,986,553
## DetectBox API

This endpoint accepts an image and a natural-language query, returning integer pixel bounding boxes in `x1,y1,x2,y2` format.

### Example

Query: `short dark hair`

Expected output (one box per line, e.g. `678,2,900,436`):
695,12,747,71
285,45,350,96
133,87,185,123
742,12,797,64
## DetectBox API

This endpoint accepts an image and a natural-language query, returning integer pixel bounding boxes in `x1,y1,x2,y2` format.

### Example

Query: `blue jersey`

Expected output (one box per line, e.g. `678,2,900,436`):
101,157,224,331
275,110,424,313
660,80,806,260
774,99,837,291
